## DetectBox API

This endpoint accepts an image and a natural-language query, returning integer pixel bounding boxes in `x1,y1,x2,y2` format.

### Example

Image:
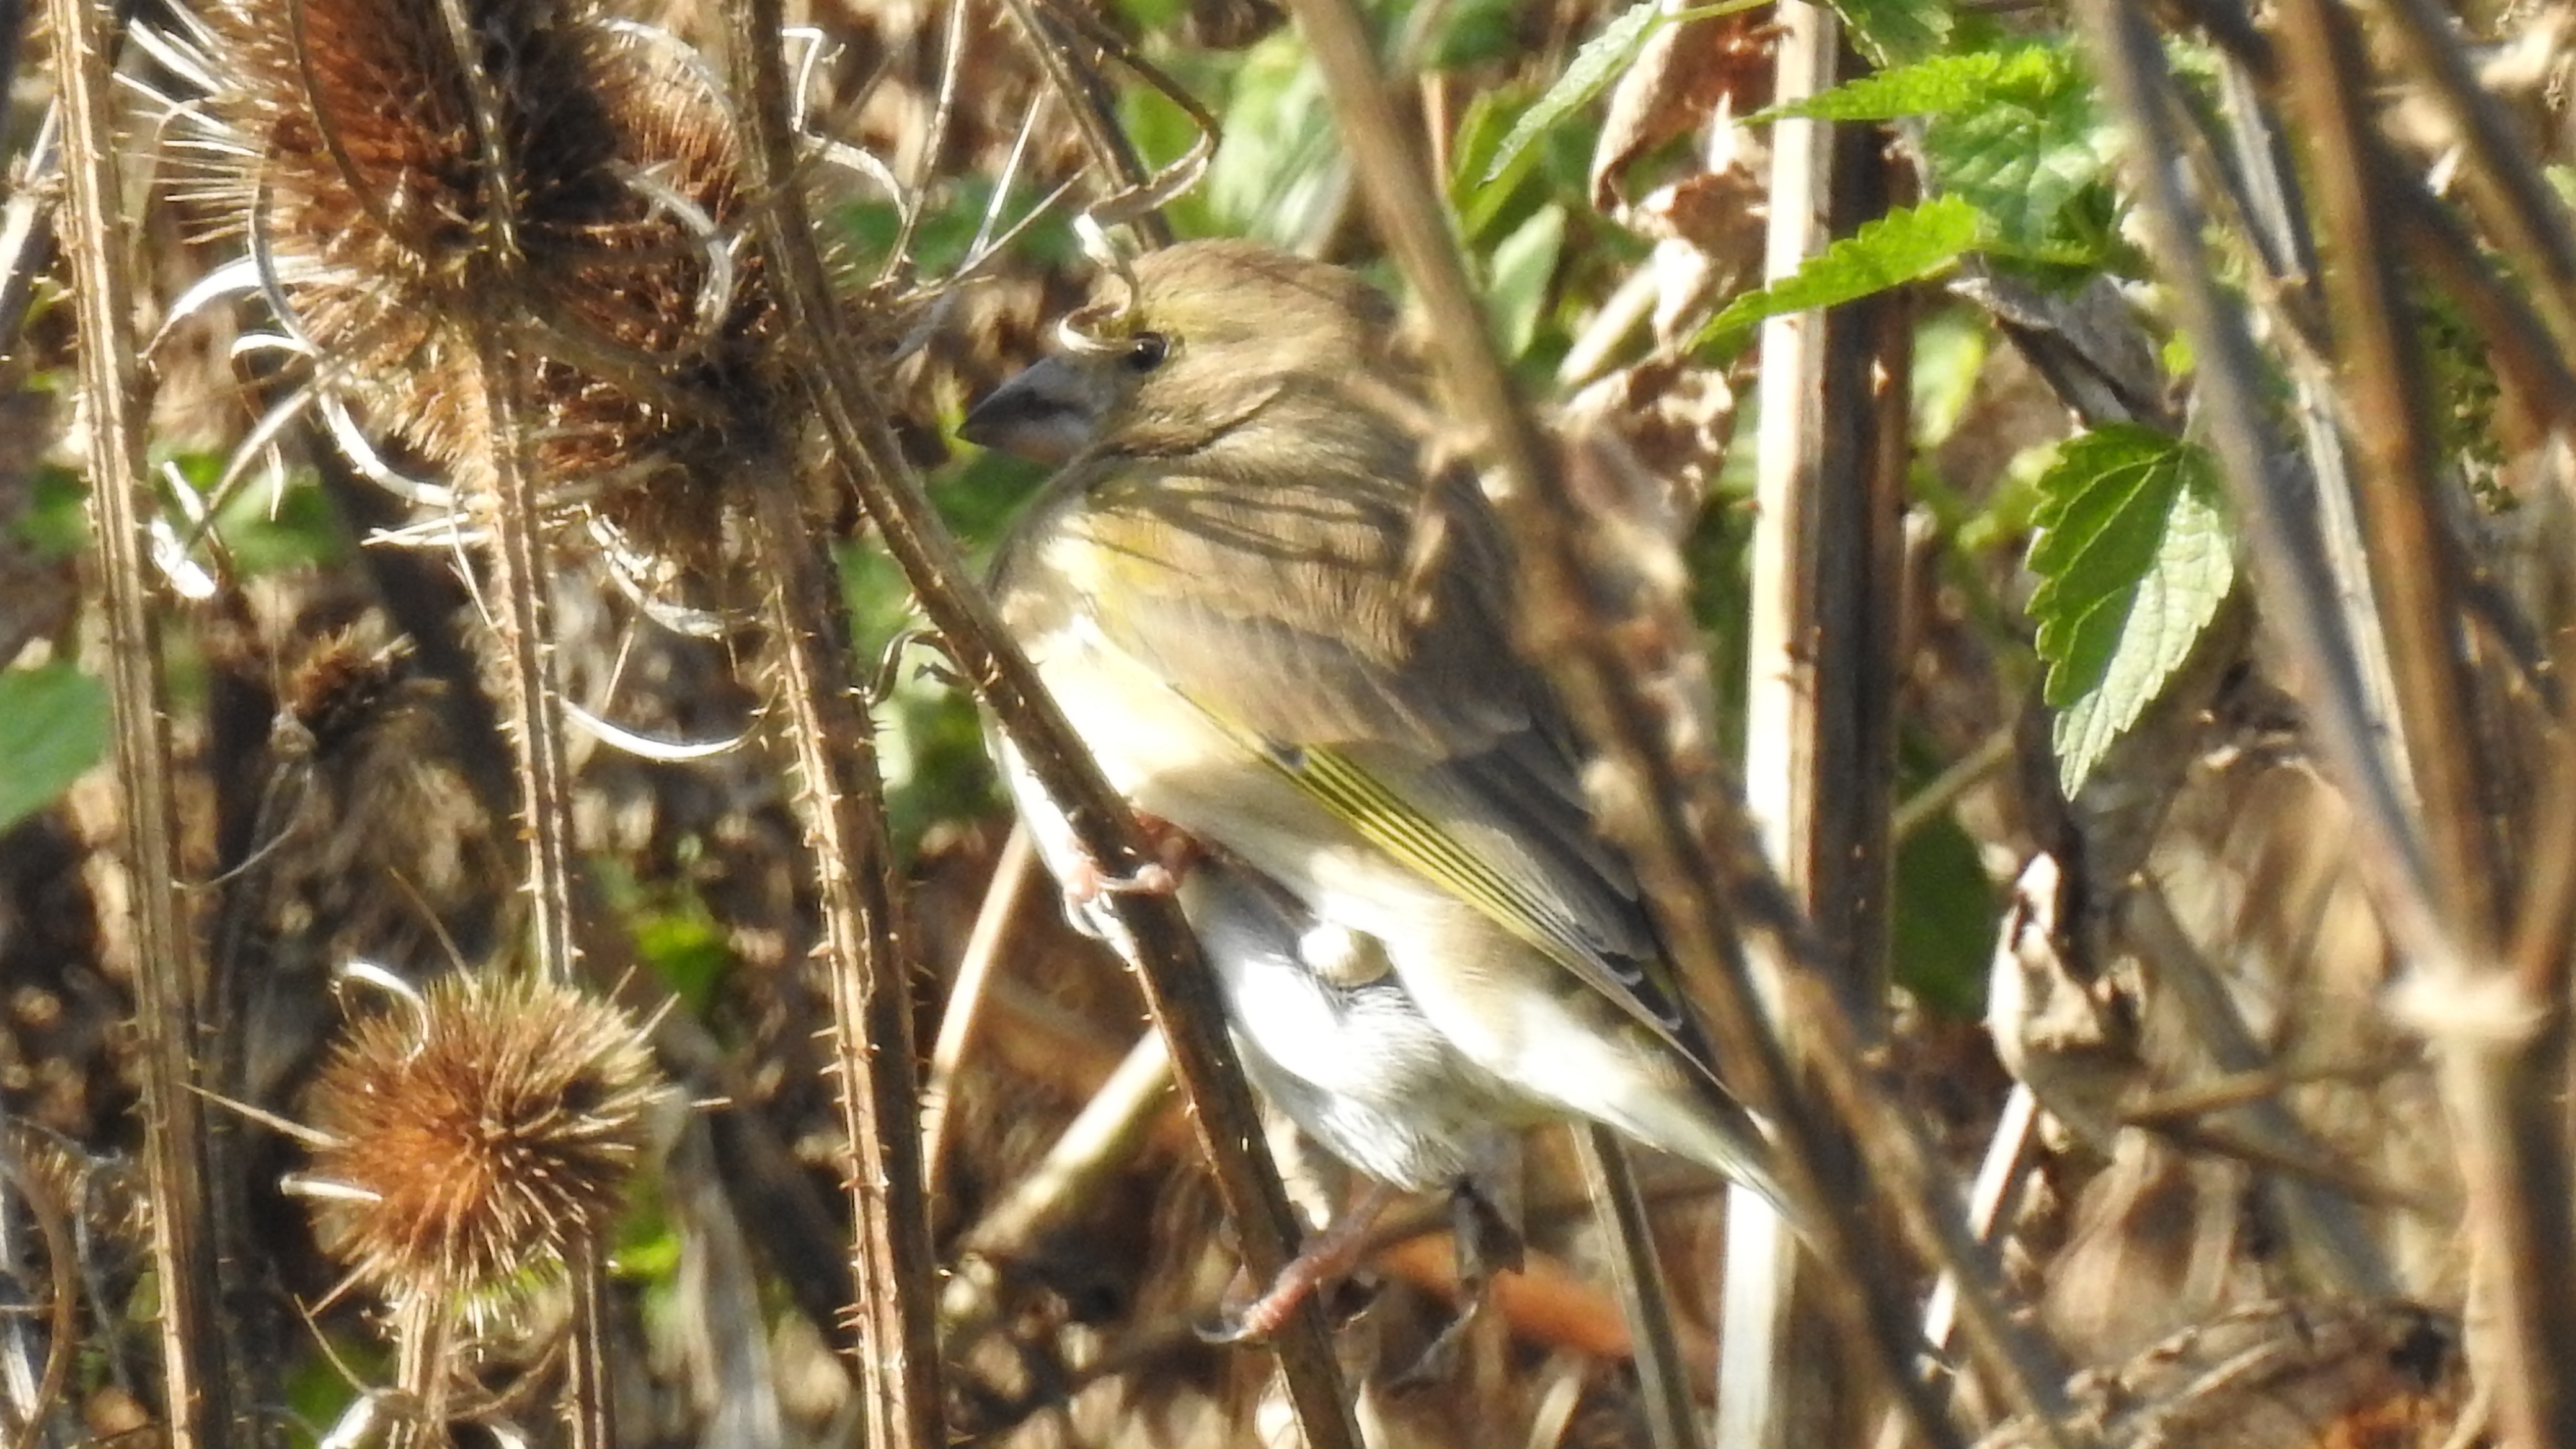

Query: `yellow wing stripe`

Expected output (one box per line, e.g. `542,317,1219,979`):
1181,696,1600,975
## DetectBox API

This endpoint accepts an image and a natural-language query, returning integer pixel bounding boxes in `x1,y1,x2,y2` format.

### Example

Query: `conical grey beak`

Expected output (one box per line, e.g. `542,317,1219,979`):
959,355,1111,466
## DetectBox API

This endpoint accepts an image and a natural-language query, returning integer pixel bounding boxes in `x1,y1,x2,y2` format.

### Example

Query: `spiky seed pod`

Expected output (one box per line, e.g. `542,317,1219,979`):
297,972,660,1310
162,0,910,585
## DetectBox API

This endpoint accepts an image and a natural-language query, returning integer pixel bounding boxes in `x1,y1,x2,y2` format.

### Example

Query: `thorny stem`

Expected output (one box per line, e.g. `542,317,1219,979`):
420,0,619,1425
459,304,609,1449
1278,0,2073,1442
748,468,947,1449
45,0,229,1443
720,7,1361,1447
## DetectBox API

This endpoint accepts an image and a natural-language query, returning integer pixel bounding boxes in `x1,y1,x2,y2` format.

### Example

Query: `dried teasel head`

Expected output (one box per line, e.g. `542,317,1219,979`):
289,968,662,1314
152,0,914,595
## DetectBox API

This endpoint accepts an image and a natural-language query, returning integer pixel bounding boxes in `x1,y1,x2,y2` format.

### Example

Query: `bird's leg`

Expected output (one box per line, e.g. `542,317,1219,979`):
1389,1182,1525,1389
1205,1181,1400,1344
1058,809,1205,903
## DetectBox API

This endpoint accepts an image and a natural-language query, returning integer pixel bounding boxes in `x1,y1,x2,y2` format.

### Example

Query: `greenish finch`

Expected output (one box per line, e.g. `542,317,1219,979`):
963,239,1792,1277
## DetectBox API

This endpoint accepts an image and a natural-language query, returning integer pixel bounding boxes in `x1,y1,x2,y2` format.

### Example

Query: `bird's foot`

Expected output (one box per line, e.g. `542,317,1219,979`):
1060,812,1204,905
1202,1183,1398,1345
1387,1182,1524,1391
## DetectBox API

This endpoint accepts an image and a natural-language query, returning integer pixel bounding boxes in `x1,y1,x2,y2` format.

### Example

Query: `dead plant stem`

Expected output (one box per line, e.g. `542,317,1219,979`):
750,472,947,1449
721,8,1360,1445
44,0,227,1441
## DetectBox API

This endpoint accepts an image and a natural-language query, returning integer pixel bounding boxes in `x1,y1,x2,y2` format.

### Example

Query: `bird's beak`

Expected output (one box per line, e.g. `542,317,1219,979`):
959,355,1112,466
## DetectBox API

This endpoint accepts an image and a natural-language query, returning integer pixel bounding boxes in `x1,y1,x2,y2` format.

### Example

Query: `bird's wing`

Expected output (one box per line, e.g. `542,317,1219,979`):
1014,457,1706,1055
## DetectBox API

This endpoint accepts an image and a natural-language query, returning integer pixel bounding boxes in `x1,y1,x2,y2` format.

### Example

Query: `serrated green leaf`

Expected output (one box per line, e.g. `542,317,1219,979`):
1482,1,1662,186
0,661,110,832
1833,0,1951,65
1485,204,1565,360
1697,195,1984,349
1479,0,1764,186
2027,425,2236,798
1919,45,2111,259
1755,45,2068,124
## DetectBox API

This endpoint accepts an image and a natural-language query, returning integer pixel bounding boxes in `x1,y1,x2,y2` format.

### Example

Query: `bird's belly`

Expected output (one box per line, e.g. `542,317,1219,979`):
1185,864,1518,1191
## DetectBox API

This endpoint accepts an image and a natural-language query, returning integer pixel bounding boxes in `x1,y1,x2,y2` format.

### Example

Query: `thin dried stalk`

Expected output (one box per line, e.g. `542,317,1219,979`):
922,823,1036,1216
2270,6,2576,1447
0,1144,78,1449
0,102,56,370
2073,3,2576,1445
719,8,1361,1445
748,469,945,1449
43,0,228,1443
1571,1127,1699,1449
1275,0,2071,1442
991,0,1174,247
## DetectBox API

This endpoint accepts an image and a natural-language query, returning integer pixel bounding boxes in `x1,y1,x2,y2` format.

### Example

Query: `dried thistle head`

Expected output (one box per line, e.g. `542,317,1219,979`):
293,970,661,1313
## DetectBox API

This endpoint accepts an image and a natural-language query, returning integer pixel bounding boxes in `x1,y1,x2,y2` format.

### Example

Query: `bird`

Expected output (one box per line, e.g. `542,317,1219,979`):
960,238,1794,1327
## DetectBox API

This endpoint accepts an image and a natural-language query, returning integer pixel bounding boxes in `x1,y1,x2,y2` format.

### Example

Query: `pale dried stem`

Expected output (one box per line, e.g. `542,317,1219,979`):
922,822,1037,1215
44,0,228,1442
1733,5,1910,1442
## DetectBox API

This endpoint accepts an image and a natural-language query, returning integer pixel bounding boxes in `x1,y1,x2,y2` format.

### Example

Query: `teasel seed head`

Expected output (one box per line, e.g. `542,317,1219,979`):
292,970,662,1314
159,0,914,593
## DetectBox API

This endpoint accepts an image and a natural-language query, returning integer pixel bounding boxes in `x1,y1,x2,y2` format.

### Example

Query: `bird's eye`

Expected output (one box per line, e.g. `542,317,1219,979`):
1124,330,1171,373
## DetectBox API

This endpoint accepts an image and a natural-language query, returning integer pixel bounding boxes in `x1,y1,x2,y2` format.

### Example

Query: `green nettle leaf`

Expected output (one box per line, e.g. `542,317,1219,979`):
1831,0,1952,66
1758,42,2110,265
1921,49,2110,260
2027,424,2237,799
0,661,111,832
1479,0,1765,186
1754,45,2066,125
1697,195,1985,348
1485,204,1566,360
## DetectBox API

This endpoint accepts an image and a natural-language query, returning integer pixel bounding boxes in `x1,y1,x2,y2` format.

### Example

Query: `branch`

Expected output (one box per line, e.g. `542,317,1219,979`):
720,7,1361,1445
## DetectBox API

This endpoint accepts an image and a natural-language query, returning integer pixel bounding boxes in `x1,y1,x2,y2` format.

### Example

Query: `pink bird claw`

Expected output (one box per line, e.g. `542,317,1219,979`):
1058,812,1204,905
1201,1184,1396,1345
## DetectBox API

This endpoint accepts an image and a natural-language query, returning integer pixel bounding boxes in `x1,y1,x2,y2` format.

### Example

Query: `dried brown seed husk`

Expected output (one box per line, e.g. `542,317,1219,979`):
299,971,660,1311
172,0,910,586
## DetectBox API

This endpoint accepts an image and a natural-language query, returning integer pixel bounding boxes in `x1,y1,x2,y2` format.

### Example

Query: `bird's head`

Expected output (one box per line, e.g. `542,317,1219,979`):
960,239,1406,471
